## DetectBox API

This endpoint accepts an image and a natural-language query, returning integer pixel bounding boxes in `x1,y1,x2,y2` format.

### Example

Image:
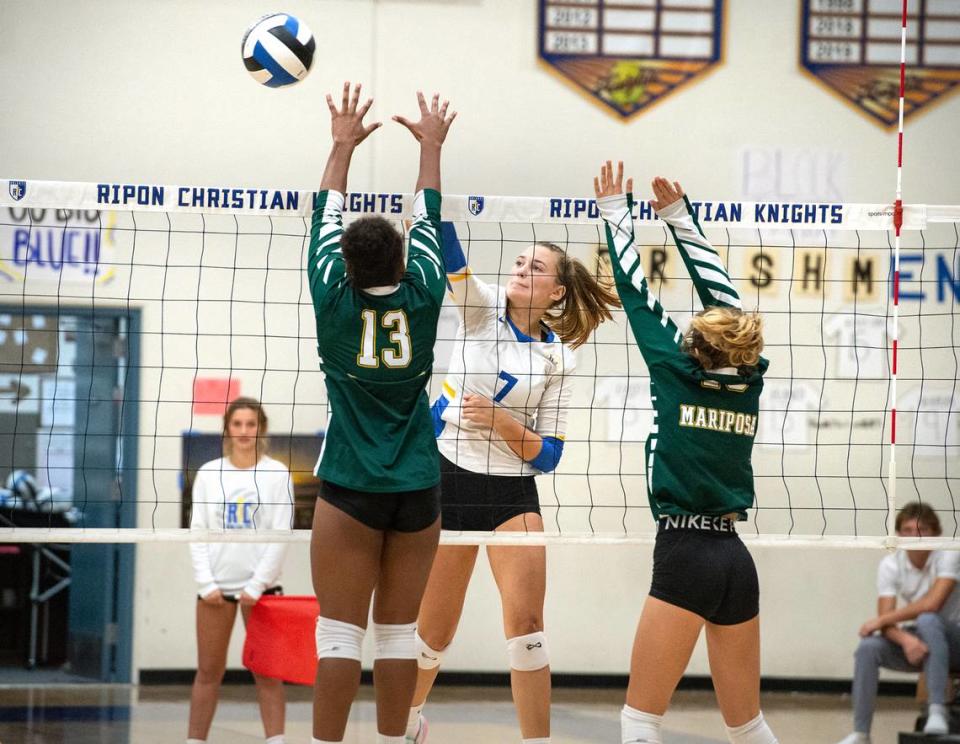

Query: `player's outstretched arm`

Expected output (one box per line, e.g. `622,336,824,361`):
436,222,499,324
309,82,378,304
319,81,382,194
595,161,683,367
649,177,741,310
394,91,457,193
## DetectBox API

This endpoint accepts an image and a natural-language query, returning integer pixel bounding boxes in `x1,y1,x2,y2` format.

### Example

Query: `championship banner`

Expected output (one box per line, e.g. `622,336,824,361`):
538,0,724,118
801,0,960,127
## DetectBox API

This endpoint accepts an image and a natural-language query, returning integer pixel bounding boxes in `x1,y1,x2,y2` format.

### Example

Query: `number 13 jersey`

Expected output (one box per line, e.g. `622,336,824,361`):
308,189,447,492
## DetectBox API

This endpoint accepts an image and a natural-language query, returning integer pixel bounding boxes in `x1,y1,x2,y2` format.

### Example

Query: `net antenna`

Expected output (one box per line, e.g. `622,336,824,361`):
885,0,909,546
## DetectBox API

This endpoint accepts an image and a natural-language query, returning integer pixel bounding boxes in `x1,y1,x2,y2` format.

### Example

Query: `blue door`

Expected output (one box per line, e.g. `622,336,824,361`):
67,312,138,682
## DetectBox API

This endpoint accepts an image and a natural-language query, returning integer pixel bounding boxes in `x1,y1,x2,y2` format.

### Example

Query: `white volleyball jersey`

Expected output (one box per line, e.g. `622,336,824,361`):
434,270,576,476
189,456,294,599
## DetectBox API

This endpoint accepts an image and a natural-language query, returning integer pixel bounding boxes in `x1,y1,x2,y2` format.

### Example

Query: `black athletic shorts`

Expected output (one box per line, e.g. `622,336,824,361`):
319,480,440,533
440,455,540,532
197,586,283,602
649,515,759,626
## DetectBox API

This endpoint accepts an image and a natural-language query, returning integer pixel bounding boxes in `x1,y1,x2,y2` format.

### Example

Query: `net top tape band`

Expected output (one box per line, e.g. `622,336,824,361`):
0,528,956,549
1,178,951,231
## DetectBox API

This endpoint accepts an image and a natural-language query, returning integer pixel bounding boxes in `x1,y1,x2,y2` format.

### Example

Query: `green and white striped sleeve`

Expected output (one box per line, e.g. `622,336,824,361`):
405,189,446,305
599,193,684,368
658,196,741,310
307,189,346,309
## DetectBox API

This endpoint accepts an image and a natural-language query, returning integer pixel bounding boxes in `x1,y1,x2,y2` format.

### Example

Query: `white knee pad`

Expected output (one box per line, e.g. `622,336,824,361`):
415,631,446,670
373,622,417,661
506,631,550,672
726,713,778,744
315,616,365,661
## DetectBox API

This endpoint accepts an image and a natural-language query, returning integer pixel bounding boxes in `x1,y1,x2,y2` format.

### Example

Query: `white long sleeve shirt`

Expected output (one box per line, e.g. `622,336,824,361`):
189,456,294,600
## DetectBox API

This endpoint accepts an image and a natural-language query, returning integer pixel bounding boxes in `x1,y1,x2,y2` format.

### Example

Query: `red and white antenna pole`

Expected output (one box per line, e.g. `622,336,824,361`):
887,0,908,544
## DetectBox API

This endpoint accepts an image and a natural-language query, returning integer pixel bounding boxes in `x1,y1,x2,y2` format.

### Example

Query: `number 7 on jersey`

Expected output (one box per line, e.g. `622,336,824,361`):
494,370,518,402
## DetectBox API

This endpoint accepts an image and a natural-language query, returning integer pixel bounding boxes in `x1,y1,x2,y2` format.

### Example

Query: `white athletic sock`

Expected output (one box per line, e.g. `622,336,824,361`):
725,713,778,744
186,740,205,744
406,704,425,737
925,703,950,735
265,736,285,744
311,739,341,744
522,738,551,743
835,734,870,744
621,705,663,743
376,735,405,744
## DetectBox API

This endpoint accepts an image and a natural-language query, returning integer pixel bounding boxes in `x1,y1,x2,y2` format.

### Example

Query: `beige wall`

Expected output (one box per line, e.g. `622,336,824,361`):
1,0,959,682
2,0,958,201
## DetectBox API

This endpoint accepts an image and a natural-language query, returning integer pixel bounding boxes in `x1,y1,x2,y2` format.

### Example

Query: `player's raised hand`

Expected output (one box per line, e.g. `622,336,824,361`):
393,91,457,147
326,81,381,148
649,177,685,212
593,160,633,200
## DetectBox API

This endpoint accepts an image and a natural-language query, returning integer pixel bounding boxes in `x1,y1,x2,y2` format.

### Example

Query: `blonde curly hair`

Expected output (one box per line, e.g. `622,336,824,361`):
683,307,764,371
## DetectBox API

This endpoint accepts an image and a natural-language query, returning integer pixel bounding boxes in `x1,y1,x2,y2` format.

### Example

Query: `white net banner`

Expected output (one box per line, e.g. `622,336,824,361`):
0,177,943,228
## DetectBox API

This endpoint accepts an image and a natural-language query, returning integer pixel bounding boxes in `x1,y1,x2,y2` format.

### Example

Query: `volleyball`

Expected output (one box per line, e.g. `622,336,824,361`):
241,13,315,88
6,470,39,504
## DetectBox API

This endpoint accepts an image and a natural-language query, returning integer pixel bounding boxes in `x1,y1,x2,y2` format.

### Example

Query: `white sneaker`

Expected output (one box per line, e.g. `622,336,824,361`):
406,714,428,744
924,707,950,735
835,734,870,744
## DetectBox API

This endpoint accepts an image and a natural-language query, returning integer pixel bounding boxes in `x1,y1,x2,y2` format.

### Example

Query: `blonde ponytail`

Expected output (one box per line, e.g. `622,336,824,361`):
538,242,621,349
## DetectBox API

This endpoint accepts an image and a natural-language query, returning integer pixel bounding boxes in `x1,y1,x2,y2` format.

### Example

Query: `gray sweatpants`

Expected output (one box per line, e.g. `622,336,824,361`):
852,612,960,733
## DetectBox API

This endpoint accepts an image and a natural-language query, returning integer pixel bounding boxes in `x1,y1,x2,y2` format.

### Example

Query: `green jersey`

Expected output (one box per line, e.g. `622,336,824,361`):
599,193,769,520
307,189,446,492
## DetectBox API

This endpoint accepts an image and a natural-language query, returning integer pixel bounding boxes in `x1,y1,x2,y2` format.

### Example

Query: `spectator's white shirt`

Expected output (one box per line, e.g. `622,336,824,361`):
877,550,960,624
189,456,294,600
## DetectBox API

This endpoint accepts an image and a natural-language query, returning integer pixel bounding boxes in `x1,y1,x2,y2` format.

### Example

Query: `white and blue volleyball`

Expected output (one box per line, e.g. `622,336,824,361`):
242,13,315,88
6,470,39,504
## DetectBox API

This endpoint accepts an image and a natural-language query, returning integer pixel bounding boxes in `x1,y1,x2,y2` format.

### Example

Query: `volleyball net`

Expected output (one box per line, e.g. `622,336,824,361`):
0,180,957,548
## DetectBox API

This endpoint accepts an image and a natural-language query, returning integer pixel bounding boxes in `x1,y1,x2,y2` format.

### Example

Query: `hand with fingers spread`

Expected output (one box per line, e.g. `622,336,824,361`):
393,91,457,149
395,91,457,193
649,176,685,213
319,81,381,193
593,160,633,201
326,81,381,148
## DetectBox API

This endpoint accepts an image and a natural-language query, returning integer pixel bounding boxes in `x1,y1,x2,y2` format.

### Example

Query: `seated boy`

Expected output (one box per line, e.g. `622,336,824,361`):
837,502,960,743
